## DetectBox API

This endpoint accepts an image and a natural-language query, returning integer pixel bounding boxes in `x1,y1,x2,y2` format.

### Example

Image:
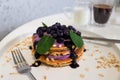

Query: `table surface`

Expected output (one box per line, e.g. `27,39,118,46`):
0,0,75,40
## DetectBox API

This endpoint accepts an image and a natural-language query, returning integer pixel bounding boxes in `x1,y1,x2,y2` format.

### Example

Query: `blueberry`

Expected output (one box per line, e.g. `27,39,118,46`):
76,31,81,36
70,61,79,68
57,30,63,37
61,25,66,30
50,30,55,35
36,28,43,37
41,27,47,32
52,25,58,30
68,26,76,31
51,26,56,30
84,49,86,52
70,51,77,59
46,27,51,34
64,41,73,49
55,22,61,27
36,27,41,33
38,31,43,37
34,52,41,59
63,30,70,39
29,46,32,50
52,33,57,39
56,38,64,43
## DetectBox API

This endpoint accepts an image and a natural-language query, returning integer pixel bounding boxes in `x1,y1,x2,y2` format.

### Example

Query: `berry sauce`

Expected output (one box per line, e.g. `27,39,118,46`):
31,60,41,67
69,49,79,68
29,45,32,50
84,49,86,52
70,61,79,68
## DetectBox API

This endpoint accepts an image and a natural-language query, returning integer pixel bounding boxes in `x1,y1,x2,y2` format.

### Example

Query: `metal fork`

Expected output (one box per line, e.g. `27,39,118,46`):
11,49,37,80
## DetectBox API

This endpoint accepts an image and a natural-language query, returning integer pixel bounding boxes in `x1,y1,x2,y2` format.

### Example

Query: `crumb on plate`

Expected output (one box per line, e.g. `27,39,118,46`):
80,74,85,78
96,52,120,72
85,67,90,72
0,75,3,78
98,73,104,77
43,75,47,80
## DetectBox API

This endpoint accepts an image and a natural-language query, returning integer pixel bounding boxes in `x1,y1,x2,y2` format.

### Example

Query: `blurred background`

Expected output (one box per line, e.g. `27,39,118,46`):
0,0,120,40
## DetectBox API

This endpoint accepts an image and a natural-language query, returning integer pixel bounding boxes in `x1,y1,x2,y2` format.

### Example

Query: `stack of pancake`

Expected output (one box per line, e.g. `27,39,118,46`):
32,39,84,67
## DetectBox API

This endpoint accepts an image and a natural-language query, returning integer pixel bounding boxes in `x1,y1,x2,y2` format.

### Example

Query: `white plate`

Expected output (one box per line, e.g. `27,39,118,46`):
0,19,120,80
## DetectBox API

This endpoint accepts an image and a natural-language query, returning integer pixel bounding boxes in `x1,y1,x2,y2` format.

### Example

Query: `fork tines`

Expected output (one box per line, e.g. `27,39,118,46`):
11,49,37,80
11,49,27,66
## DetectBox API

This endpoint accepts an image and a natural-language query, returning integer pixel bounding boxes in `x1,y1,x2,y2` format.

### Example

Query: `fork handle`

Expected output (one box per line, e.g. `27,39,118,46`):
27,71,37,80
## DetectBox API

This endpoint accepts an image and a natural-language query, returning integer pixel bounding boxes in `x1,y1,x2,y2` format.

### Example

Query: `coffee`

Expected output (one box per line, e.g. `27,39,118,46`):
93,4,113,24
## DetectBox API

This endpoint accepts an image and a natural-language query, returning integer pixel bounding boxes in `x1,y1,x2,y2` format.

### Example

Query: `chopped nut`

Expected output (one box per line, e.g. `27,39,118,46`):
45,52,49,54
95,50,99,52
82,58,86,61
0,75,3,78
45,66,50,71
13,66,17,68
72,45,75,49
9,72,18,75
98,73,104,77
53,44,57,47
85,68,90,72
46,58,49,61
80,74,85,78
90,53,94,57
96,66,101,69
96,53,120,72
50,58,55,61
95,58,98,60
94,45,99,48
52,53,57,56
43,75,47,80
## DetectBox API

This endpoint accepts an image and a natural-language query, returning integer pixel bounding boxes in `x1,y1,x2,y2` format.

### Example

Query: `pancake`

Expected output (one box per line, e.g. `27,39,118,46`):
32,22,85,68
37,46,84,67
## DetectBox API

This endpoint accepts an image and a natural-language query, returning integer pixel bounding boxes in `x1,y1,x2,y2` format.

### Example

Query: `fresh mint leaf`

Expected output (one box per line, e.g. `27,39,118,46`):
36,35,55,54
42,22,48,27
70,30,84,48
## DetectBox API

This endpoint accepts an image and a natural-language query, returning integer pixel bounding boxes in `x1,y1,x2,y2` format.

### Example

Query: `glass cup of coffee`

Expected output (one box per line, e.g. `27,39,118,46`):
93,0,114,26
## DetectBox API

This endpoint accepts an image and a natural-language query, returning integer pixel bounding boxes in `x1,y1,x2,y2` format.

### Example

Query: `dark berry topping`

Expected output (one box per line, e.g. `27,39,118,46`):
46,27,51,34
70,51,77,59
29,46,32,50
57,30,64,37
84,49,86,52
56,38,64,43
31,60,41,67
34,52,41,59
37,29,43,37
76,31,81,36
64,41,73,49
52,33,58,39
34,23,82,68
54,22,61,27
50,30,56,35
68,25,76,31
41,27,47,32
70,61,79,68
